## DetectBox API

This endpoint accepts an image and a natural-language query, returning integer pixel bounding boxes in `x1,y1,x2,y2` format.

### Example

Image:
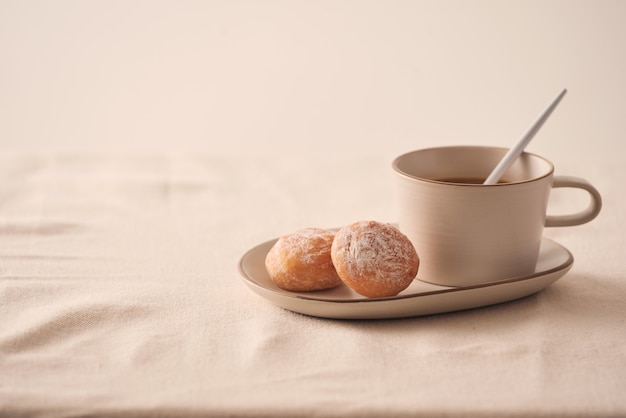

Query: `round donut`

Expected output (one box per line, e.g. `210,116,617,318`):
265,228,342,292
331,221,419,298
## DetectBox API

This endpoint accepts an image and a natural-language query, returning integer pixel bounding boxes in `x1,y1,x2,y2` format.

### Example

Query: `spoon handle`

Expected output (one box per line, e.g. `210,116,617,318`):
483,88,567,185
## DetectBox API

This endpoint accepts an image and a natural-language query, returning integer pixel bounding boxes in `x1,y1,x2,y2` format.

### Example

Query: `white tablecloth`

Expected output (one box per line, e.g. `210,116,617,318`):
1,154,623,417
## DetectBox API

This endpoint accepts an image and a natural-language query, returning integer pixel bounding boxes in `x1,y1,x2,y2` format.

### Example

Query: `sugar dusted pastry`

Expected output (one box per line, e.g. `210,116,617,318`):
331,221,419,298
265,228,342,292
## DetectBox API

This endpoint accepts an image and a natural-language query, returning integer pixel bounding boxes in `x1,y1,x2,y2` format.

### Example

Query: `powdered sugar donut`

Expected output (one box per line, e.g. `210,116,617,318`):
265,228,342,292
331,221,419,298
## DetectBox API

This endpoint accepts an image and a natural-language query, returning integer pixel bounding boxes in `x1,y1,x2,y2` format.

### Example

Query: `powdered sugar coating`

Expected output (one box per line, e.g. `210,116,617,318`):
331,221,419,298
265,228,342,292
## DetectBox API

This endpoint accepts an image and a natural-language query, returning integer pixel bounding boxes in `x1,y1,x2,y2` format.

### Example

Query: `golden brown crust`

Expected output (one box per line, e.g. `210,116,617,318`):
265,228,342,292
331,221,419,298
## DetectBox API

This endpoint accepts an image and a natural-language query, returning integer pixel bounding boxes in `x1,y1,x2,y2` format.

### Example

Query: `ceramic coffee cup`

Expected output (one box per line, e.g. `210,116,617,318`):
392,146,602,287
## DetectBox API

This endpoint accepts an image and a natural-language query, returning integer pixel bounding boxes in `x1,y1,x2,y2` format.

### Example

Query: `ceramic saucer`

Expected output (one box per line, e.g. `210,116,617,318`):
237,236,573,319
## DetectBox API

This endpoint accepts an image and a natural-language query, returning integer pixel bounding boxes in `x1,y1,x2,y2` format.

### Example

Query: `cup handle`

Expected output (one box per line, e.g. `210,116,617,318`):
545,175,602,227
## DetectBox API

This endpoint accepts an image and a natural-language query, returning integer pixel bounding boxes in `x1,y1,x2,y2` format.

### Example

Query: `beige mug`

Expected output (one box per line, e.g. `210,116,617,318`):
392,146,602,287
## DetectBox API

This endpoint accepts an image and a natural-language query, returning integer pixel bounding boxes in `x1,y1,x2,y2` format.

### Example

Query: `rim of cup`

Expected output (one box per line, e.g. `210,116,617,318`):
392,145,555,186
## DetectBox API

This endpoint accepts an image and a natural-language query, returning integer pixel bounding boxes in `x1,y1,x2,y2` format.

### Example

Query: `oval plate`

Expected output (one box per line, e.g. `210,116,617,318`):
238,236,573,319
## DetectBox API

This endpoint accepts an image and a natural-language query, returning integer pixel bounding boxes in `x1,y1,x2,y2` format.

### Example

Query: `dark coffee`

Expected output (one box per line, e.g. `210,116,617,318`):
436,177,511,184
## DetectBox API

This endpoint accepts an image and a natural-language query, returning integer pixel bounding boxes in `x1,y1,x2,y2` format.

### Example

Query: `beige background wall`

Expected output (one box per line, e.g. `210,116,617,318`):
1,0,624,164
